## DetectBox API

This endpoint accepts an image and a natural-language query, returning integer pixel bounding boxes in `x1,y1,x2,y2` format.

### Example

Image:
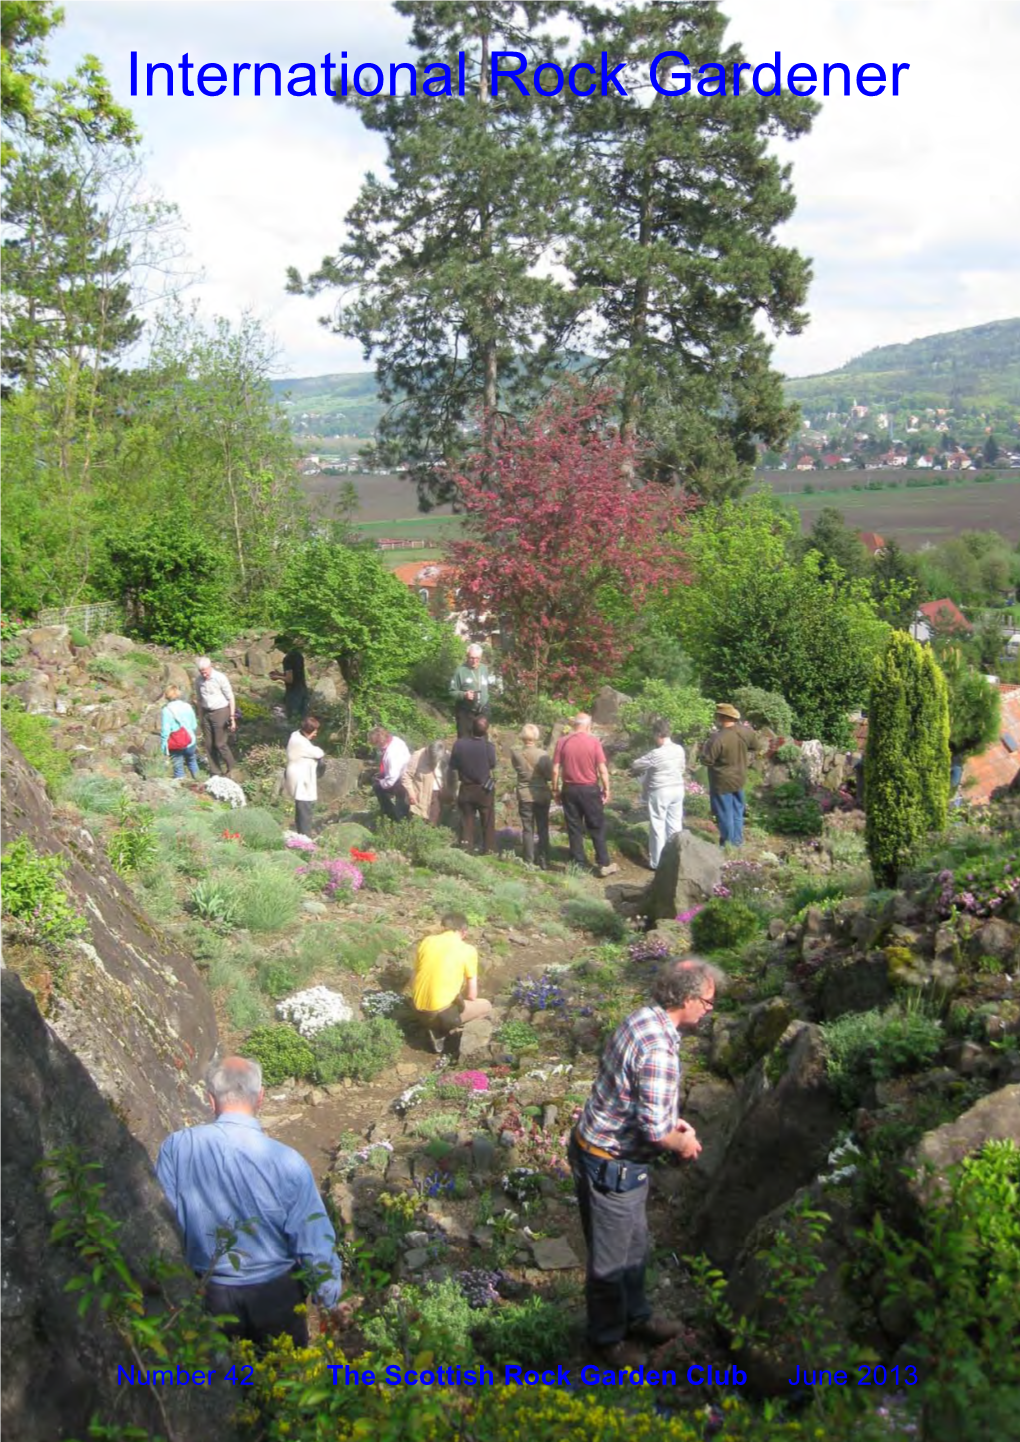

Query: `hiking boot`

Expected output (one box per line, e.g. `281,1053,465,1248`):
627,1315,683,1345
598,863,620,878
588,1339,646,1368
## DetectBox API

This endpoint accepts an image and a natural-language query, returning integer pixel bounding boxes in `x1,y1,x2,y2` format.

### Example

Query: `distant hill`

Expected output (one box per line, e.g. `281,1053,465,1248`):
274,318,1020,439
269,372,383,438
783,318,1020,414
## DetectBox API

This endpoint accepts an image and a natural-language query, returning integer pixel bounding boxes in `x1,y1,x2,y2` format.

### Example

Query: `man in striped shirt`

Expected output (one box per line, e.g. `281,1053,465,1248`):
569,958,723,1364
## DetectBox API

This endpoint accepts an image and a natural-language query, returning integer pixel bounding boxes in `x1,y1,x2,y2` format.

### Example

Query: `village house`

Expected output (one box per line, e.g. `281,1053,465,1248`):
392,560,458,616
909,599,974,644
857,532,887,556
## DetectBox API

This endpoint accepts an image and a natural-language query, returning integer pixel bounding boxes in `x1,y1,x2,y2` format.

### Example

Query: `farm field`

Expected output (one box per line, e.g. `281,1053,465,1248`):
758,472,1020,546
301,468,1020,550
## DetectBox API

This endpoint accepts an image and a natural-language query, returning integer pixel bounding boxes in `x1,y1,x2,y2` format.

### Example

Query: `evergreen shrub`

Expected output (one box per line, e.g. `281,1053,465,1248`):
562,897,628,940
865,632,951,886
691,898,759,953
621,679,716,747
732,685,795,736
310,1017,402,1084
232,807,284,851
245,1023,315,1085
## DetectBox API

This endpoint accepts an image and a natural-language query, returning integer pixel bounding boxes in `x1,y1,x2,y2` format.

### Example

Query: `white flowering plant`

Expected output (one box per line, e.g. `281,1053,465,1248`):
205,775,247,808
276,985,354,1037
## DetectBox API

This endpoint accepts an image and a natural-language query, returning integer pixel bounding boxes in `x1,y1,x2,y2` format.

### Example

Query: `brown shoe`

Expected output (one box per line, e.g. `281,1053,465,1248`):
598,863,621,878
589,1339,646,1368
627,1315,683,1345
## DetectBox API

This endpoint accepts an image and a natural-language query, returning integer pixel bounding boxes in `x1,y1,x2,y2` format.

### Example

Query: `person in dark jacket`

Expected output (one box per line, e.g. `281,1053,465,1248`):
510,723,553,868
271,643,309,724
699,704,760,847
449,715,497,854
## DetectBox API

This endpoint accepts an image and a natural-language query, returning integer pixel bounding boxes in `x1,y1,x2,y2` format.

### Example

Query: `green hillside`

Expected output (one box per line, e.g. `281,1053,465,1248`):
275,318,1020,439
783,318,1020,413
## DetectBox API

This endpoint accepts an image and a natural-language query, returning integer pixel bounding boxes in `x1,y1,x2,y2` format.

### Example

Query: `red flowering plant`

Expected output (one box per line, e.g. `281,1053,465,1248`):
349,846,376,864
448,388,695,711
221,830,242,843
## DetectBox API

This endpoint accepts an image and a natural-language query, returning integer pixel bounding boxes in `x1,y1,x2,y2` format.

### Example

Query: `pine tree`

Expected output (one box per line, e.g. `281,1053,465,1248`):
288,1,579,508
864,632,951,887
565,2,816,498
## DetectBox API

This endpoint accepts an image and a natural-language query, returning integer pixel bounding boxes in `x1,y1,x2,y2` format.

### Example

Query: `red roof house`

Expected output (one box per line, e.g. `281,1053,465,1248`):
857,531,886,555
911,599,973,642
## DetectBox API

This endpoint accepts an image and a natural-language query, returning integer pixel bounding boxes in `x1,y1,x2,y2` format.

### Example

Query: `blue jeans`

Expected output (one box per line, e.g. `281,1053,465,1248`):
710,788,745,846
170,744,200,780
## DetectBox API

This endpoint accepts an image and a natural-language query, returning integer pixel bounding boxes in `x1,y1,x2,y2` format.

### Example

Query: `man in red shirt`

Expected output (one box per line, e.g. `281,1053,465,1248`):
552,714,619,877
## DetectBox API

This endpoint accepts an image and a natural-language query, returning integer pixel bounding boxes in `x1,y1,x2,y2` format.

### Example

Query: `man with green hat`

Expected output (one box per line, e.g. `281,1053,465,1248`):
700,704,760,847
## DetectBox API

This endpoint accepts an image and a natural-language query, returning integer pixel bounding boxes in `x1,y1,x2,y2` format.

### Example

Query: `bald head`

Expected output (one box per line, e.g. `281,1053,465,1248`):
571,713,592,732
205,1056,263,1114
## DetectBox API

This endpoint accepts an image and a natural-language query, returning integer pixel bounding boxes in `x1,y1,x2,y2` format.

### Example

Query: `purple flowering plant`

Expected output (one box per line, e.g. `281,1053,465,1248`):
934,854,1019,921
296,857,364,897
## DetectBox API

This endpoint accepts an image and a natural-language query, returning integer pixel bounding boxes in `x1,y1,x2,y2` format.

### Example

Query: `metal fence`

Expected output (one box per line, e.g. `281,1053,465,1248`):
35,601,125,636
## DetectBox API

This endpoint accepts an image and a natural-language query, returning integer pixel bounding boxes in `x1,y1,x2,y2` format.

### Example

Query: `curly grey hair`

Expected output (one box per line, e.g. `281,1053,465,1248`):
651,958,725,1010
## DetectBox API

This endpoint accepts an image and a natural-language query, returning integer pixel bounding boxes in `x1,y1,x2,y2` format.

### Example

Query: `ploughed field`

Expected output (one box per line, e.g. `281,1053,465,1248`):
301,468,1020,549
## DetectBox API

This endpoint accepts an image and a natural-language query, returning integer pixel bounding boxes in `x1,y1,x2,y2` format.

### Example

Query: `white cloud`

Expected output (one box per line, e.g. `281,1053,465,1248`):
49,0,1020,379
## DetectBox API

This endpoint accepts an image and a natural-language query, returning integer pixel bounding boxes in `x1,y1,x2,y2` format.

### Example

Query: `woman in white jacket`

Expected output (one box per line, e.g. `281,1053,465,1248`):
285,715,324,837
629,718,686,870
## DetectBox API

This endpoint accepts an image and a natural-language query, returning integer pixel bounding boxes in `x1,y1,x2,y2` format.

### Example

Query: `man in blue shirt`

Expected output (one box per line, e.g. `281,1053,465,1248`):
156,1056,343,1347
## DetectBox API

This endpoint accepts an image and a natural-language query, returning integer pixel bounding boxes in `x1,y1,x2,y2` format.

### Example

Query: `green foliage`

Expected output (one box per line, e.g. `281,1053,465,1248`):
67,773,127,816
363,1278,476,1361
316,821,374,853
0,836,87,943
822,1004,944,1110
488,881,530,926
352,689,447,750
244,1024,315,1085
731,686,795,737
868,1140,1020,1442
374,815,449,867
225,864,304,934
0,705,71,795
188,876,241,926
774,741,802,765
763,780,824,836
104,518,232,650
276,537,442,714
621,679,716,748
476,1295,573,1368
666,495,889,745
865,632,951,887
428,847,492,885
106,803,157,875
310,1016,402,1084
256,961,300,1001
691,898,760,953
360,857,404,895
938,647,1002,759
495,1019,541,1053
334,923,403,977
562,897,628,941
231,807,284,852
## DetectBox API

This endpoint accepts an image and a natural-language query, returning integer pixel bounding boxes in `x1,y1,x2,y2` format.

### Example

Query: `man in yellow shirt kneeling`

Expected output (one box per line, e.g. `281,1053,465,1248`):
411,912,492,1053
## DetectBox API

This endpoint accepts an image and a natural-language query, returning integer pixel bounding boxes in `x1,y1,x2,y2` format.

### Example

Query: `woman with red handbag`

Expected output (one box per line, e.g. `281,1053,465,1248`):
161,685,201,780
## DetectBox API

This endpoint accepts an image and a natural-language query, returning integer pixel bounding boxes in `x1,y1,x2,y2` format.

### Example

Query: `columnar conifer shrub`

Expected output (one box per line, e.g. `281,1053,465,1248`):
865,632,951,887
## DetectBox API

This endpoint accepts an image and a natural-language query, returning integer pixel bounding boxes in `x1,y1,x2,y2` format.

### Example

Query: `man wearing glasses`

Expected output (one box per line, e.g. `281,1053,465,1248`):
569,957,723,1366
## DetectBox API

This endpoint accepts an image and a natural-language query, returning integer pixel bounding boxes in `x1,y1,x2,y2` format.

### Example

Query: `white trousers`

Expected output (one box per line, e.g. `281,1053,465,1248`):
647,787,684,869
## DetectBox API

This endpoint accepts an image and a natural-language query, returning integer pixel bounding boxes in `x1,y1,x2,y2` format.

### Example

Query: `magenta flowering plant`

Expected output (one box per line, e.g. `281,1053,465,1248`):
676,905,704,925
450,1070,490,1091
296,857,364,897
934,856,1019,920
284,832,316,851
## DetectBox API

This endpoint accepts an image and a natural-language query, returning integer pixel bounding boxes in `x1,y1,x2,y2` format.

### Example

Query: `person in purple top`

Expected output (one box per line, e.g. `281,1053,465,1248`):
156,1056,344,1348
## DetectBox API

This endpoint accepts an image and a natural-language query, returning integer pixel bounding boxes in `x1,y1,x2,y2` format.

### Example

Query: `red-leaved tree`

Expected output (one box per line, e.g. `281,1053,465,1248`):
449,390,695,708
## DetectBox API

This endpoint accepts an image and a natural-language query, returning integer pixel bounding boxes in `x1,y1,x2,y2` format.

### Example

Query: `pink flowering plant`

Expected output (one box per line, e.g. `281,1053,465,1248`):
934,853,1020,921
296,857,364,899
450,1070,490,1091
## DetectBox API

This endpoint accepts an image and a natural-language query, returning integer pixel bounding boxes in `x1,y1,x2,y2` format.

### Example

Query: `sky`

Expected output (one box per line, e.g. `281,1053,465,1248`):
48,0,1020,382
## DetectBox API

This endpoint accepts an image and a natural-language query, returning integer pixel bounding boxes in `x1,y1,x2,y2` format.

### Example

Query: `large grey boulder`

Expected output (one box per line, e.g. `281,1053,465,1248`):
910,1083,1020,1201
608,829,723,923
93,633,135,657
26,624,74,667
7,673,56,715
1,973,236,1442
591,685,632,728
245,642,284,677
1,731,217,1150
692,1021,844,1267
316,757,364,805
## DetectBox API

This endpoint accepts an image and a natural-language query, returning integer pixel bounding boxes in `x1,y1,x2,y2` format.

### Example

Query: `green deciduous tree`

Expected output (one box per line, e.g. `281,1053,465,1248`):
664,494,888,744
289,0,578,508
565,1,815,497
275,537,442,744
104,517,232,651
864,631,950,887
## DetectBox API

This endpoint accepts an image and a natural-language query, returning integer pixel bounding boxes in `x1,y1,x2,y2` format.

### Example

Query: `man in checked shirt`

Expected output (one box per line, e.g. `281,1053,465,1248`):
569,957,723,1365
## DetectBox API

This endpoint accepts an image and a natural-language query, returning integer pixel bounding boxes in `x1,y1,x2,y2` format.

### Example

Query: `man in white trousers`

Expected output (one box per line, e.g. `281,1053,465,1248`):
629,719,686,870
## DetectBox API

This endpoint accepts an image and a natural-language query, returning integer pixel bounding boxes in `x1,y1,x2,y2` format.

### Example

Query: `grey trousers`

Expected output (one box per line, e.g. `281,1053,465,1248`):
568,1134,651,1345
294,800,314,837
